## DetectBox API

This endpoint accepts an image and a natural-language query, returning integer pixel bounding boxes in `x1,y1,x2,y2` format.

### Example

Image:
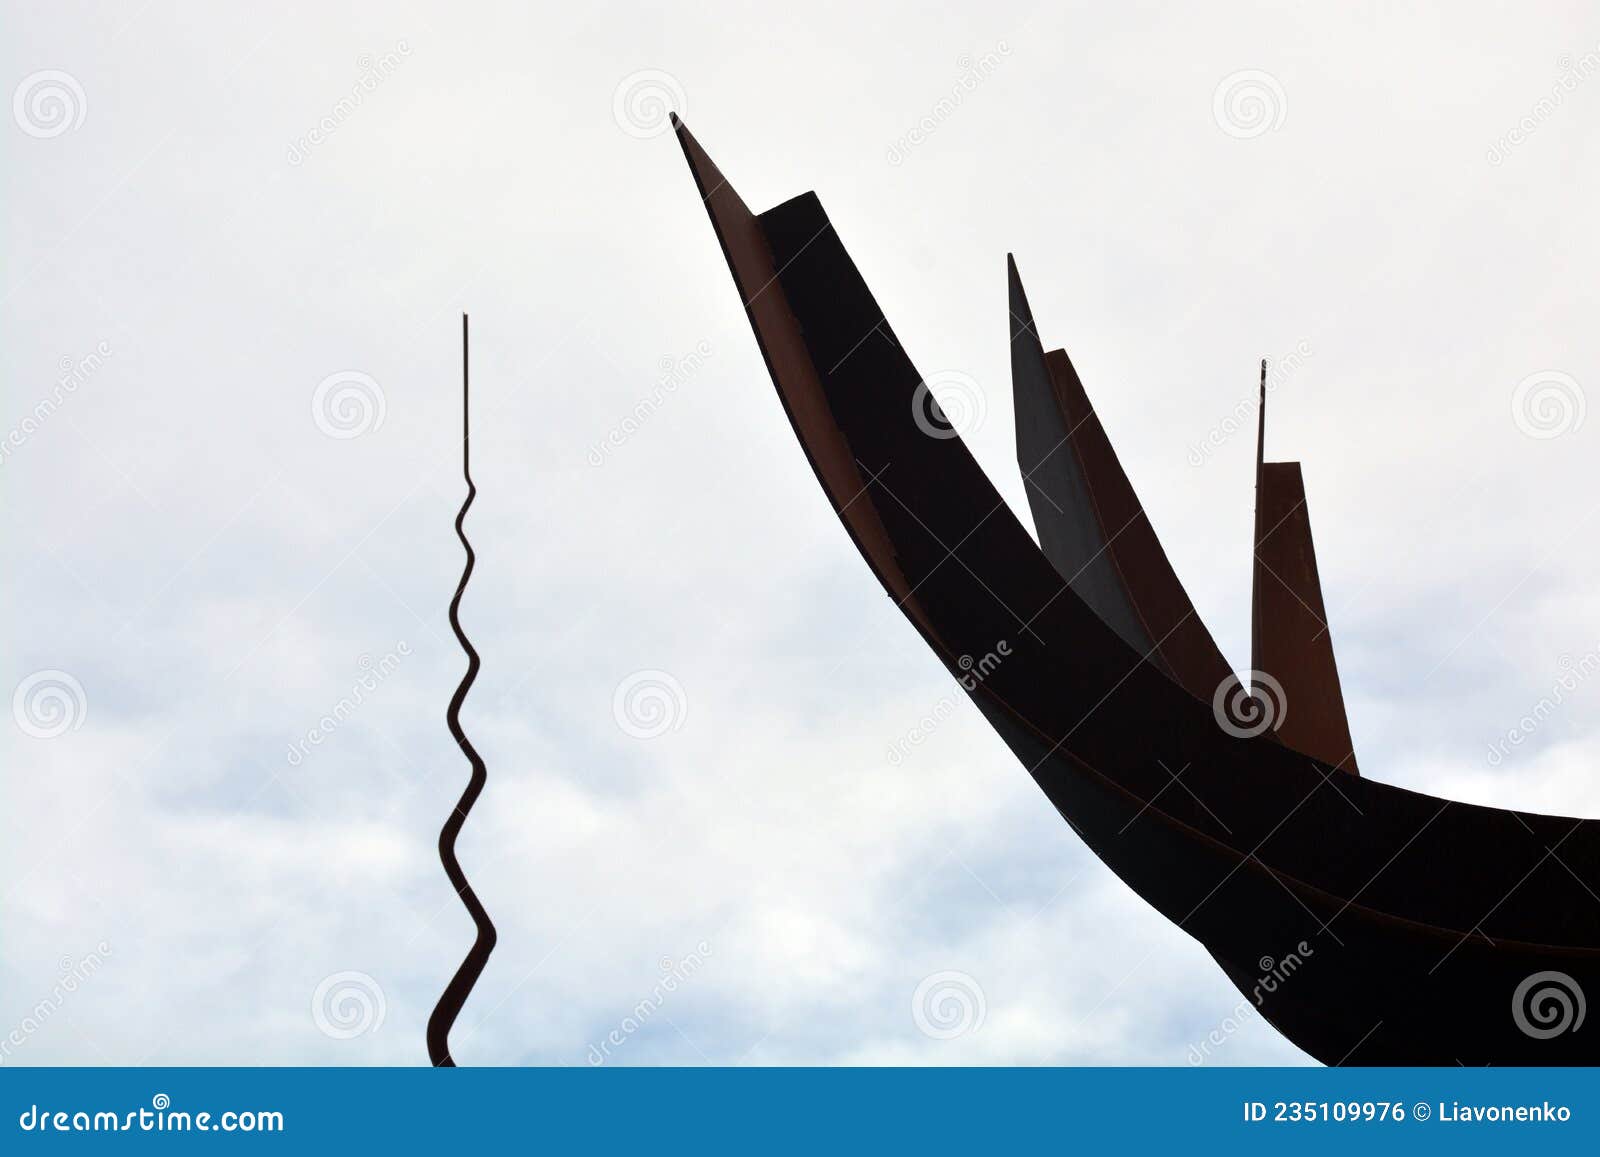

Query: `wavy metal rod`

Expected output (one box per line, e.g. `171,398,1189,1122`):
426,313,498,1066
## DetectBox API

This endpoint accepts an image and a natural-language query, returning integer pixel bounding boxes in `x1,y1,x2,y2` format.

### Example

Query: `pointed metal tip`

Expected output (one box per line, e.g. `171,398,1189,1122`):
670,111,683,130
1007,253,1035,344
1256,359,1267,472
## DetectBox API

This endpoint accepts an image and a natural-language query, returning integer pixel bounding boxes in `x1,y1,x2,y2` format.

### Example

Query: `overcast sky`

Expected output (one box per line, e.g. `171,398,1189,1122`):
4,0,1600,1066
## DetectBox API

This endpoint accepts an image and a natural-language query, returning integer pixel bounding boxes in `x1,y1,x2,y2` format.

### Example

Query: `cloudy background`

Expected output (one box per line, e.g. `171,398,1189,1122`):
4,0,1599,1066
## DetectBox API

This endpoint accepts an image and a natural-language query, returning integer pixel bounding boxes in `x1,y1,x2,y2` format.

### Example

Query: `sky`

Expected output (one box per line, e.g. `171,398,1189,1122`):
3,0,1600,1066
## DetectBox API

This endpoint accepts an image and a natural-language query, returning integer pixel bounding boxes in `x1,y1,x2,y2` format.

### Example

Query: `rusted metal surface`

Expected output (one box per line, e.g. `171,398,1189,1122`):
676,118,1600,1065
673,115,928,634
1252,371,1359,774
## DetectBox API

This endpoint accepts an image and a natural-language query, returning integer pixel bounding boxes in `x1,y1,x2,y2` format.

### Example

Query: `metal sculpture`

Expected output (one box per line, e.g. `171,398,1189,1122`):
428,314,498,1066
675,116,1598,1065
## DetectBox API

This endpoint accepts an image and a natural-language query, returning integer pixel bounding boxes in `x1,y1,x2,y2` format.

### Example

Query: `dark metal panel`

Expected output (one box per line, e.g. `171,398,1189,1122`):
1039,339,1236,703
1009,257,1158,662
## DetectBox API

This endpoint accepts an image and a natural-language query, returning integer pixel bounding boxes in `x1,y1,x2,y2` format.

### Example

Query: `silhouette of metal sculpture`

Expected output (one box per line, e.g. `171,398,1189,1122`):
1009,257,1234,702
428,314,497,1066
675,116,1598,1065
1250,359,1360,775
